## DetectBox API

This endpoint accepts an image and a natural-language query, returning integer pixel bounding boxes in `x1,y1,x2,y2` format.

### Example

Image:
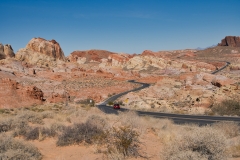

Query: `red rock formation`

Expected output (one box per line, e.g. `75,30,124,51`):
26,37,65,60
15,37,65,66
0,78,44,108
211,75,236,87
141,50,156,56
0,43,15,59
218,36,240,47
68,50,116,63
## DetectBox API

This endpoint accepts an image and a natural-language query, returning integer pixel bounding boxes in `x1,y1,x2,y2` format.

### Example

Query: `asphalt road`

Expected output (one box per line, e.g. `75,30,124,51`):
211,61,230,74
97,62,240,125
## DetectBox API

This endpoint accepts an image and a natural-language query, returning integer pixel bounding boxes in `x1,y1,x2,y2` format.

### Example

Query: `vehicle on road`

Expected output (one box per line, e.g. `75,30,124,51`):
113,104,120,109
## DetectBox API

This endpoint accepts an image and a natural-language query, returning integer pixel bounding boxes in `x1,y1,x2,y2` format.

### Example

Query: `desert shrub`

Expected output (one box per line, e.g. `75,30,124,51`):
50,123,66,133
211,99,240,116
161,126,227,160
85,115,108,130
0,109,11,114
0,119,13,133
25,127,40,140
212,121,240,138
25,127,57,141
17,111,44,124
0,117,29,136
57,122,106,146
0,134,42,160
108,101,114,105
40,111,54,119
106,126,140,158
118,111,143,129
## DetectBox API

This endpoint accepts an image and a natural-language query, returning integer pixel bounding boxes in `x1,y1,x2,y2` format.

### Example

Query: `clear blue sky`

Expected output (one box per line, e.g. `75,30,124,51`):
1,0,240,55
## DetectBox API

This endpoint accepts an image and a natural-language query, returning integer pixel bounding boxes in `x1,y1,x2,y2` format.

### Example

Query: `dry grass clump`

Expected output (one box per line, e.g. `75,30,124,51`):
0,133,42,160
117,111,146,132
211,99,240,116
106,126,140,159
212,121,240,138
0,117,28,136
56,122,106,146
17,110,44,124
161,126,228,160
24,126,57,141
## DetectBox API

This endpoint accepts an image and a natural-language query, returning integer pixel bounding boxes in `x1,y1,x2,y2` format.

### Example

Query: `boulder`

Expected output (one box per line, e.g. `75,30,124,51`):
211,75,236,87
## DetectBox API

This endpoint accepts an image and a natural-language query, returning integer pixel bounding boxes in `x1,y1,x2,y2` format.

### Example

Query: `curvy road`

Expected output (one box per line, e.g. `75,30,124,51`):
97,62,240,125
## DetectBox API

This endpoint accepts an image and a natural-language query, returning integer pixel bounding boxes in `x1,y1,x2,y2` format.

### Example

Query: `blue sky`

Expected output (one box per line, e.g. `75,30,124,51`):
1,0,240,55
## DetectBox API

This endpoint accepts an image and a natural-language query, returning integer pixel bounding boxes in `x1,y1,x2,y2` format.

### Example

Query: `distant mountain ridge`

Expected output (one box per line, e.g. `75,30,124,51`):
196,45,217,50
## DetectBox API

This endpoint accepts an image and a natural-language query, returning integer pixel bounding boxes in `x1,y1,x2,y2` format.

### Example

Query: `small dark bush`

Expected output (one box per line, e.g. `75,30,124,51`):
0,119,13,133
25,127,40,140
212,99,240,116
57,123,106,146
108,101,114,105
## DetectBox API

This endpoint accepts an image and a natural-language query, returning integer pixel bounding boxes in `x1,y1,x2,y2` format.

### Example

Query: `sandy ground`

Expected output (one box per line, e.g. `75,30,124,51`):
26,129,162,160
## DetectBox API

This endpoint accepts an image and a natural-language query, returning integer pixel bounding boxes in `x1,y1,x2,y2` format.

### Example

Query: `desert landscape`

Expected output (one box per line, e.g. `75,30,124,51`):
2,0,240,159
0,35,240,159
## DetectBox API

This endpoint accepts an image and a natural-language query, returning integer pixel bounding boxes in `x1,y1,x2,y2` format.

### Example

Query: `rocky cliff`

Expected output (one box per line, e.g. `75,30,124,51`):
218,36,240,47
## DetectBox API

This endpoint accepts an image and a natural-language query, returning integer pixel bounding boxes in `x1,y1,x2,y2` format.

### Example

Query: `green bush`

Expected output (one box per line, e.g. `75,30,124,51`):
108,101,114,105
211,99,240,116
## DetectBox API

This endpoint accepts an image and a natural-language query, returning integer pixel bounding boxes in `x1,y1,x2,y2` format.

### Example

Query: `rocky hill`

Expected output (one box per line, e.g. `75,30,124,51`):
0,36,240,115
15,37,65,67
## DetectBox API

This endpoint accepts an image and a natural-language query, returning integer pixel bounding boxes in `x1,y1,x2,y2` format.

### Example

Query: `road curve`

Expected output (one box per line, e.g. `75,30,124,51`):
211,61,230,74
97,62,240,125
